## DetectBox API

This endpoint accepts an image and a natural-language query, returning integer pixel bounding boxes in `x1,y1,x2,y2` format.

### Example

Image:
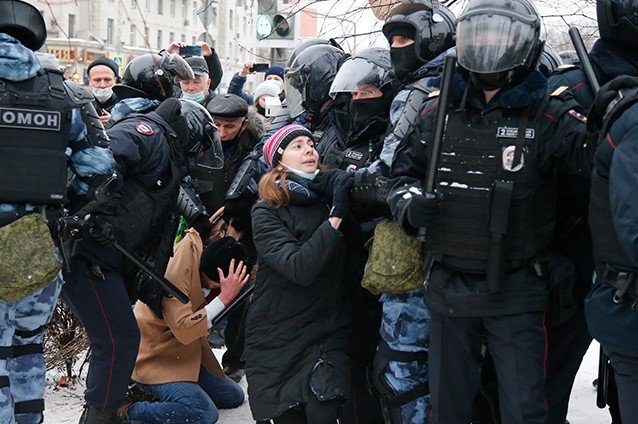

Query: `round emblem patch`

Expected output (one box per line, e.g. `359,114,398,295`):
502,145,524,172
135,122,155,136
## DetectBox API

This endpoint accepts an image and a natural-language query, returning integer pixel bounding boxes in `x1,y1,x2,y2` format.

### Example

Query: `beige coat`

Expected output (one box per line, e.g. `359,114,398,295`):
132,229,224,385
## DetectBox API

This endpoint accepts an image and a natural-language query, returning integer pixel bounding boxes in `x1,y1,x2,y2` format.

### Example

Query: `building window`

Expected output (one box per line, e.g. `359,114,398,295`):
229,10,233,30
182,0,187,18
192,36,196,44
169,32,175,44
130,0,136,7
192,0,197,21
145,0,150,11
107,19,114,44
158,0,163,15
157,29,163,50
130,24,137,46
68,14,76,37
181,33,186,42
170,0,175,17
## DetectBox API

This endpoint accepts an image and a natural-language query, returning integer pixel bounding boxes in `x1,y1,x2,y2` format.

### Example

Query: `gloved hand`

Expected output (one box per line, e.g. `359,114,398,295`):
328,172,354,219
223,192,256,233
405,193,440,229
588,75,638,135
191,214,214,240
309,168,349,205
90,215,118,245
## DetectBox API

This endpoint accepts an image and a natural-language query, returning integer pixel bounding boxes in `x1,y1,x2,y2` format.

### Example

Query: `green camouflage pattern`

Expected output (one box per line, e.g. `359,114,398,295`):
0,213,61,301
361,220,424,295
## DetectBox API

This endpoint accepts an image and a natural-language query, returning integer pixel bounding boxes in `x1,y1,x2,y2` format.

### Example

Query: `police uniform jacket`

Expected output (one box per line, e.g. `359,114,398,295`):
388,69,594,317
245,179,351,420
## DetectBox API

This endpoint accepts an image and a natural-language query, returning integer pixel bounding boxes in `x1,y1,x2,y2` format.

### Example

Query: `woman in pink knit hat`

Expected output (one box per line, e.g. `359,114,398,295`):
245,124,355,423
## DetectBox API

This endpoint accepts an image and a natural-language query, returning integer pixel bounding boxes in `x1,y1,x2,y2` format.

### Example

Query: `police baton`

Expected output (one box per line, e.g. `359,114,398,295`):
113,241,190,304
417,52,457,243
569,27,600,94
210,282,254,328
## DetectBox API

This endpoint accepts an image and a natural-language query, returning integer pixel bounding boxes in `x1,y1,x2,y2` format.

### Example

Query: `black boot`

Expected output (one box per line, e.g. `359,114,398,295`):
78,404,126,424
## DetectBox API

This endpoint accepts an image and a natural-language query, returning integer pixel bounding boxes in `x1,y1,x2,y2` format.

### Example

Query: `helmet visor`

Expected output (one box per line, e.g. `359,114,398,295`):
456,14,537,73
329,58,391,98
285,64,308,118
193,122,223,170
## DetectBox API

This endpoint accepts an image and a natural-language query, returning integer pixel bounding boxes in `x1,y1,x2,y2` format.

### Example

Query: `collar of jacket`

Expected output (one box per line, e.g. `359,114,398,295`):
110,97,161,123
590,39,638,83
428,68,549,110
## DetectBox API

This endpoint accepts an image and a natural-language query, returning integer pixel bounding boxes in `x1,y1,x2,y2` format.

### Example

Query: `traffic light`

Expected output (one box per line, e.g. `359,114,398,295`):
256,0,294,41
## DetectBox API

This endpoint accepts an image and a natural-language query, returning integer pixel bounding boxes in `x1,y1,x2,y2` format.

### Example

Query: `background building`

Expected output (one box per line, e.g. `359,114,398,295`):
22,0,316,92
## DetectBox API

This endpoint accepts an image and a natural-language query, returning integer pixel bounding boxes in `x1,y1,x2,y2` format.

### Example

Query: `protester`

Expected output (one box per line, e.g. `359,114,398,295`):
87,56,120,126
245,124,352,423
228,61,284,104
125,221,248,423
167,40,223,105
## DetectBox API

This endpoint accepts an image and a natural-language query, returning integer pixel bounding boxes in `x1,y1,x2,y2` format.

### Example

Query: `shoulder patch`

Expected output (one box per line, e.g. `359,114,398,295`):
567,110,587,123
550,86,568,97
135,122,155,136
428,90,440,98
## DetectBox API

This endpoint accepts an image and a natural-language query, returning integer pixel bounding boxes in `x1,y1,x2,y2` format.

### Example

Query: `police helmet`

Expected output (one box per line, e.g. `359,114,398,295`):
597,0,638,48
118,53,194,101
285,44,349,118
538,44,563,77
329,47,393,98
179,99,223,173
0,0,46,51
456,0,543,80
382,1,456,64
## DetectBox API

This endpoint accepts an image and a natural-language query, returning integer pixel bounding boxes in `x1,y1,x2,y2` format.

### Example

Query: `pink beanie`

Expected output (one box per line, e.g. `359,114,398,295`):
262,124,313,167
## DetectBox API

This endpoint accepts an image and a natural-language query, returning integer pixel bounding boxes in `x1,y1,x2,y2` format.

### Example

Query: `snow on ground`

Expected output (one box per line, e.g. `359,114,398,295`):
44,343,613,423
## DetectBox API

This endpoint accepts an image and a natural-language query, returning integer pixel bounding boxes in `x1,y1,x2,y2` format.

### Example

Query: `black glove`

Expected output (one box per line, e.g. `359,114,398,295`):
329,173,354,219
405,193,440,229
588,75,638,135
309,168,348,204
136,275,167,319
191,214,214,240
224,192,256,233
90,215,118,245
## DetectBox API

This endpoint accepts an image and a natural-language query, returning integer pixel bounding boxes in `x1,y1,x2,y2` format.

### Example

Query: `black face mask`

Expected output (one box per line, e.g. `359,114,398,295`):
469,71,511,91
391,45,421,81
349,97,387,133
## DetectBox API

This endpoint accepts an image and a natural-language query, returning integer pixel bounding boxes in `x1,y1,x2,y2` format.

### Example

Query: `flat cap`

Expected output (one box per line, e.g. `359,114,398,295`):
185,56,209,76
206,93,249,119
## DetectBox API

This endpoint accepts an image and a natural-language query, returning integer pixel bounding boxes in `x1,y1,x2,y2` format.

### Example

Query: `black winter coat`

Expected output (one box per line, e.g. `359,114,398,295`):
245,193,351,420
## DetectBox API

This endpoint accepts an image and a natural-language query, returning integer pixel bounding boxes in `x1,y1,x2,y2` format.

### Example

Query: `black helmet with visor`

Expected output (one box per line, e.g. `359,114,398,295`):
329,47,393,98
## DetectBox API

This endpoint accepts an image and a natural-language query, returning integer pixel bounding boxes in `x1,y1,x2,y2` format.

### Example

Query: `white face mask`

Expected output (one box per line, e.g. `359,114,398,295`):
281,162,320,181
92,86,113,103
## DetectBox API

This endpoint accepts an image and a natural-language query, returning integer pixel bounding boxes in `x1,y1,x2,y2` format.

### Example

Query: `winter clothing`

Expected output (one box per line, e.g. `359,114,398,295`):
254,80,281,104
132,230,225,385
200,236,247,282
263,124,313,167
207,93,249,120
245,179,351,420
88,56,120,78
227,72,254,105
265,65,284,81
388,67,593,423
185,56,208,75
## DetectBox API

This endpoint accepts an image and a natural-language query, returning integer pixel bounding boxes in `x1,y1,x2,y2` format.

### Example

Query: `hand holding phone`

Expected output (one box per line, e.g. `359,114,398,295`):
180,45,202,57
249,63,270,73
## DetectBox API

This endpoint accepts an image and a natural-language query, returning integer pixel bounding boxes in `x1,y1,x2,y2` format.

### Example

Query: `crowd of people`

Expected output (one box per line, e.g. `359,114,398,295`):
1,0,638,423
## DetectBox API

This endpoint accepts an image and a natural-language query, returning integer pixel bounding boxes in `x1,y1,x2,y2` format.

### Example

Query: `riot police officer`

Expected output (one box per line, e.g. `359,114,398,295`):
0,2,116,423
61,53,223,424
387,0,593,422
585,74,638,424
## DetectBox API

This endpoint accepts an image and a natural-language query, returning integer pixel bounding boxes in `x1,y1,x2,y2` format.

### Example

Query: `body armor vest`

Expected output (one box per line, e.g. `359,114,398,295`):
428,103,556,272
0,70,73,204
589,86,638,270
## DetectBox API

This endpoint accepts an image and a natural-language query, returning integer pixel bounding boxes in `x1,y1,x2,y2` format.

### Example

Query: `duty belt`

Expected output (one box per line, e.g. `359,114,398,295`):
600,266,638,304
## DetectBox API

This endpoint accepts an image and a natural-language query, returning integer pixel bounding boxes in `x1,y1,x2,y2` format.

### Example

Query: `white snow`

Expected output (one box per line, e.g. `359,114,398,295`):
43,343,612,423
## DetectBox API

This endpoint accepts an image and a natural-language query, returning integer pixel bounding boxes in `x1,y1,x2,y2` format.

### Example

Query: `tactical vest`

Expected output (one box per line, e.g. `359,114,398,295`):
589,86,638,270
0,70,73,204
428,102,556,272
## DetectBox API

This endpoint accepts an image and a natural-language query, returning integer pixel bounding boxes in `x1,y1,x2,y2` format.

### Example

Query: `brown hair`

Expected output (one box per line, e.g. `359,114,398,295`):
258,165,291,208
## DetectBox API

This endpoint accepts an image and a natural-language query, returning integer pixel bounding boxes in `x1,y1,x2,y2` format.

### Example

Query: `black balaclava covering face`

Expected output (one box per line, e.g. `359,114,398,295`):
348,86,393,134
469,70,511,91
390,45,421,81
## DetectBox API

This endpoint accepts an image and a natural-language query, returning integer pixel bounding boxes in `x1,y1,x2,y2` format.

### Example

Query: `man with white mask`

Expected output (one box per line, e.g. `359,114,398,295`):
86,56,119,126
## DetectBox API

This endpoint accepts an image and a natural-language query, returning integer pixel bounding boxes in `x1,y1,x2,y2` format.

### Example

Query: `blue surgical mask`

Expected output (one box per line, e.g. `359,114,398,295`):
182,90,206,104
281,162,319,181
